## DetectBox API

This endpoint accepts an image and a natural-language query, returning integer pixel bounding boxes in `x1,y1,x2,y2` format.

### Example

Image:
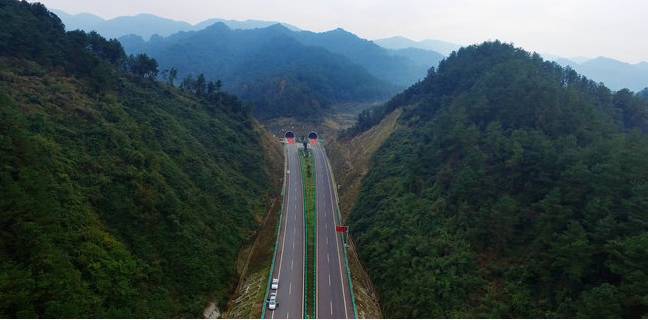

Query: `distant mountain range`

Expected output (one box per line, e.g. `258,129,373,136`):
53,9,444,84
374,36,648,92
286,28,444,86
55,9,648,93
549,56,648,92
374,36,462,56
120,23,403,118
52,9,301,40
54,10,443,85
117,21,445,118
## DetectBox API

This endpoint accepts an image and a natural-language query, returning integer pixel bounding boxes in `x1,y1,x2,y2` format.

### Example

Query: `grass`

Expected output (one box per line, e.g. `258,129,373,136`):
300,148,317,319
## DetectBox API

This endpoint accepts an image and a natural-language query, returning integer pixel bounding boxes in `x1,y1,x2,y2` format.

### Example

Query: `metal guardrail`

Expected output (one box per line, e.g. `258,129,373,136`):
312,151,317,319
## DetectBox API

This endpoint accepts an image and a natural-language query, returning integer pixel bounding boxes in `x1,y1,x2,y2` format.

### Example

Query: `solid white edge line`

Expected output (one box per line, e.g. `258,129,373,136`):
315,145,320,318
322,146,350,319
271,145,290,319
298,146,305,319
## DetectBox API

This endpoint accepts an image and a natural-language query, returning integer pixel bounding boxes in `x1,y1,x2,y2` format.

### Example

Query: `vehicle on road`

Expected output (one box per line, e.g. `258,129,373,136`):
268,292,278,310
271,278,279,290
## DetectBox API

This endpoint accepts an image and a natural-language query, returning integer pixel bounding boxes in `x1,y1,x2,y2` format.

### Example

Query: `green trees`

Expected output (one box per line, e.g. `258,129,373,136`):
0,1,273,317
349,41,648,318
126,53,158,79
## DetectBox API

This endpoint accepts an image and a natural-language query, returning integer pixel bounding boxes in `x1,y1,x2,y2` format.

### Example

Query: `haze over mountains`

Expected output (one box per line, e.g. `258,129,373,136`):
552,56,648,92
117,23,444,119
52,9,301,40
54,9,648,94
119,23,399,119
375,35,648,92
374,36,462,56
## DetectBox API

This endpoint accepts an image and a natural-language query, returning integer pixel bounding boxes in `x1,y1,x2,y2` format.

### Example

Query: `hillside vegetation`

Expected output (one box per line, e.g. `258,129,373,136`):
349,41,648,318
120,24,397,119
0,1,274,317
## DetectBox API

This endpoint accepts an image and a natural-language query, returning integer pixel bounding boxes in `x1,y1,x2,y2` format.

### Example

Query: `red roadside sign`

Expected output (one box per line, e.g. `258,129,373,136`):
335,225,348,233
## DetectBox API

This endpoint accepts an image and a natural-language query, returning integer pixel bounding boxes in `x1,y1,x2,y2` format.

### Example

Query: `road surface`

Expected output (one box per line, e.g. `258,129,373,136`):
313,144,354,319
266,143,305,319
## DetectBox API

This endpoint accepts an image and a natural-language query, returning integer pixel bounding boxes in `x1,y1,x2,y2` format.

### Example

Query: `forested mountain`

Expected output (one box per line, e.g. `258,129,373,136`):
193,18,301,32
120,23,397,119
374,35,462,56
0,1,276,317
75,13,194,40
376,36,648,92
388,47,444,69
53,9,300,39
348,41,648,318
51,9,104,31
288,28,443,86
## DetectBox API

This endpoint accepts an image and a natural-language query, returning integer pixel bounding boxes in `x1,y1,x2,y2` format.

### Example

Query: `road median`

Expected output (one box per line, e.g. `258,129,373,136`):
299,148,317,319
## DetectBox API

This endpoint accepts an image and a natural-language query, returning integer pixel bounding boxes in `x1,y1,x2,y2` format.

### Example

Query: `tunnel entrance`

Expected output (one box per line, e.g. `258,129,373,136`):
308,132,318,145
285,131,296,144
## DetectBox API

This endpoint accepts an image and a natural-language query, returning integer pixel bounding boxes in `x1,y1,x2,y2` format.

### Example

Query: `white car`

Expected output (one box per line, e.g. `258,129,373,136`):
268,299,277,310
268,293,278,310
271,278,279,290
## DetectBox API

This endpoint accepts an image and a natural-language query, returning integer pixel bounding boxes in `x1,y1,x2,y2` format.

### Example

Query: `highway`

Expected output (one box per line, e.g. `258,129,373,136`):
266,143,305,319
313,144,354,319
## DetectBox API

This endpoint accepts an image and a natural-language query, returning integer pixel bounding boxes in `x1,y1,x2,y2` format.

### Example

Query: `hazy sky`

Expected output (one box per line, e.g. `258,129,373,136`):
38,0,648,63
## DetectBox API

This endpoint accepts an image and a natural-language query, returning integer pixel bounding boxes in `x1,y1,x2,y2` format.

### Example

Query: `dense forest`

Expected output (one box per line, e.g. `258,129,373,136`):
0,0,274,317
119,23,397,119
349,41,648,318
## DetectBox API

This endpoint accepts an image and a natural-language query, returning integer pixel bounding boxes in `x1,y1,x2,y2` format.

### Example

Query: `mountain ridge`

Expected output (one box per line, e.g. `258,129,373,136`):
374,35,462,55
52,8,301,39
551,55,648,91
347,41,648,318
119,23,398,119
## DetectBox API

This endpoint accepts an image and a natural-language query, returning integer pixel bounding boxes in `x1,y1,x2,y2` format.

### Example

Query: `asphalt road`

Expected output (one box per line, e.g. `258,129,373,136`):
313,144,354,319
266,143,305,319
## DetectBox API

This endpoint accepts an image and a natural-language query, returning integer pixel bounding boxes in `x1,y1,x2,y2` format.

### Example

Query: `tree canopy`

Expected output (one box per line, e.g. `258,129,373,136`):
349,41,648,318
0,0,273,317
